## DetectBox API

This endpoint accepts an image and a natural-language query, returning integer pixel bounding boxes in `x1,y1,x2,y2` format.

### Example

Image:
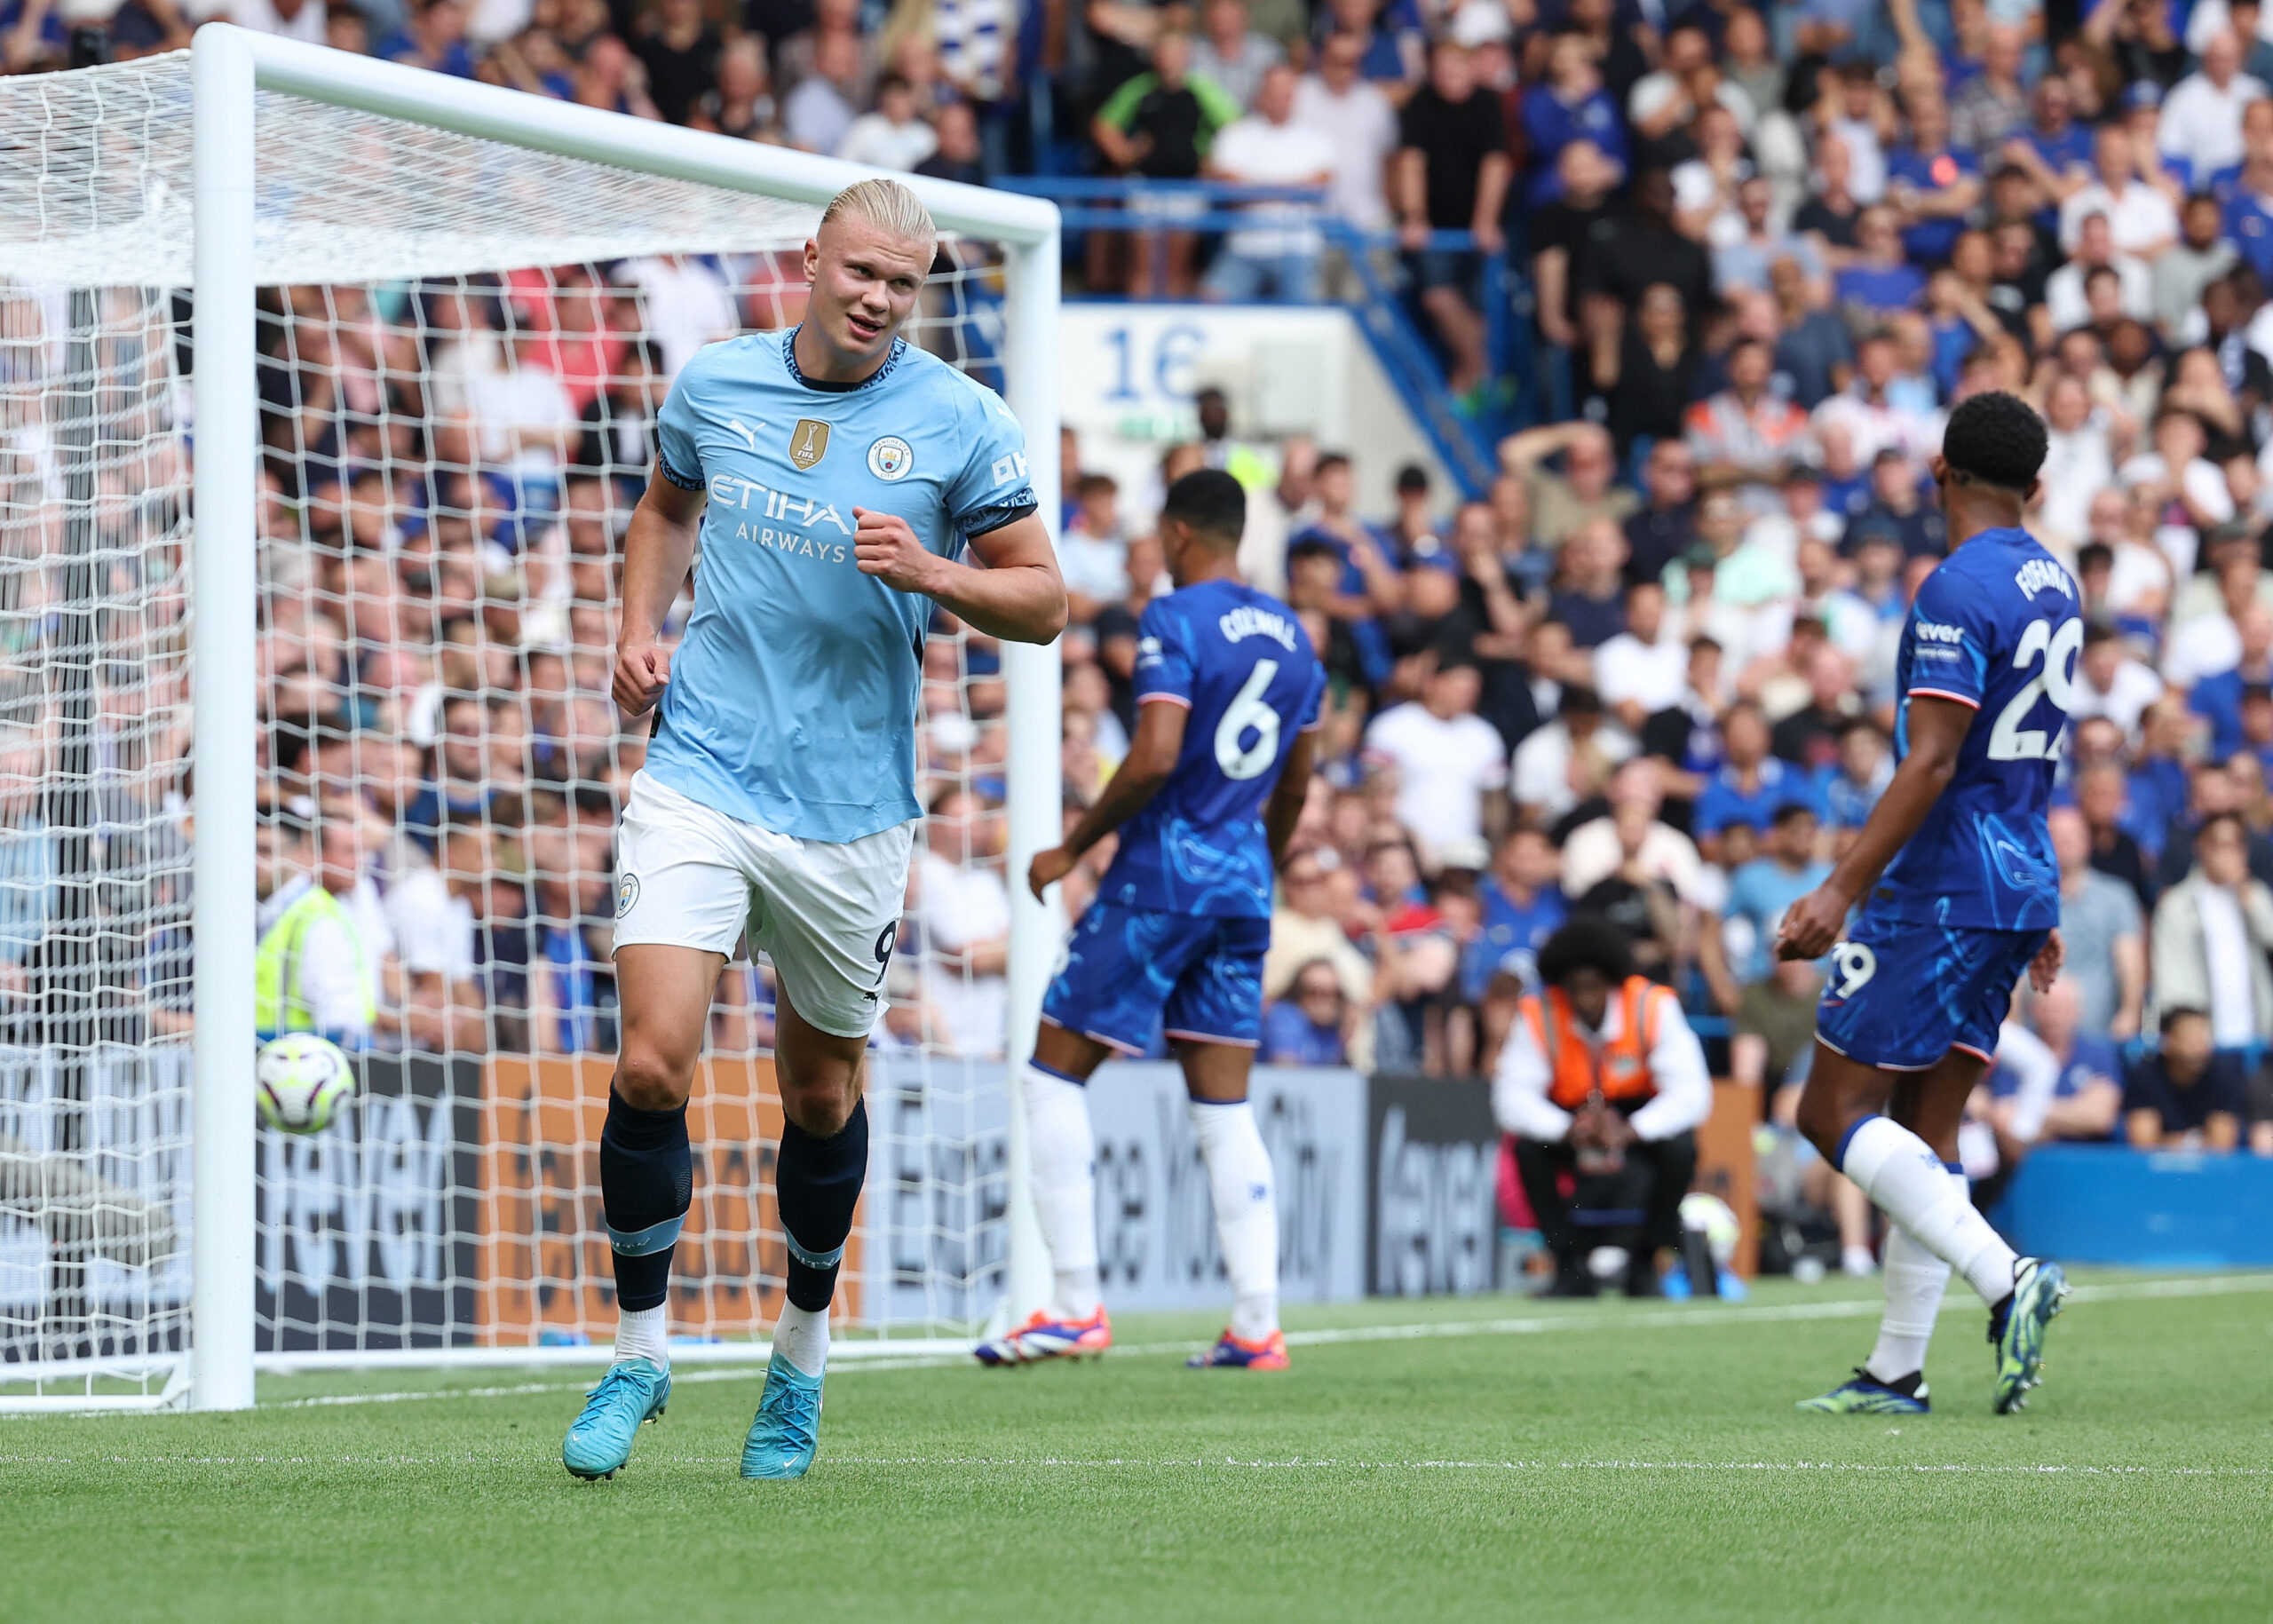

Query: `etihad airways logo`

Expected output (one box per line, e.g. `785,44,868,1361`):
708,472,854,564
708,474,851,534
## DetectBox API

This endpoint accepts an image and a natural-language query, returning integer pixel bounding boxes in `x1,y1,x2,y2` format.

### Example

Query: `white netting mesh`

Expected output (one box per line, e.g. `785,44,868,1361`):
3,53,1027,1393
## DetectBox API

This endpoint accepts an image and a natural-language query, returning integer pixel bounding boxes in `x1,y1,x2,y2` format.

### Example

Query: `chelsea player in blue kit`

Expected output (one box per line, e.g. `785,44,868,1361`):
1776,392,2075,1416
561,179,1066,1482
976,470,1326,1370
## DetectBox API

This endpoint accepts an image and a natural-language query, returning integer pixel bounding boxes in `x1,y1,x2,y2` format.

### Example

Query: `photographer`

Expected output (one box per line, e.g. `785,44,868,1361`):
1493,917,1711,1298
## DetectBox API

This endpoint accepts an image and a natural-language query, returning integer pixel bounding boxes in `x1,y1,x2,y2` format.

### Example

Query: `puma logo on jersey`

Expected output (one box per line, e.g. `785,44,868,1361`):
1914,620,1966,645
726,417,764,451
2014,558,2074,599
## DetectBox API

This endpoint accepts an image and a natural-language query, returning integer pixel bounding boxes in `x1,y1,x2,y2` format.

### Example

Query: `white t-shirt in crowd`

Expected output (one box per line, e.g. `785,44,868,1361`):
1592,632,1688,716
918,852,1010,1058
2158,71,2268,177
2164,612,2243,687
1208,116,1336,257
622,258,739,384
1364,701,1510,856
2036,419,2116,546
1509,719,1638,822
2042,253,2153,331
2059,183,2179,257
387,865,476,984
2067,658,2165,734
1292,74,1398,231
463,362,577,477
836,114,940,173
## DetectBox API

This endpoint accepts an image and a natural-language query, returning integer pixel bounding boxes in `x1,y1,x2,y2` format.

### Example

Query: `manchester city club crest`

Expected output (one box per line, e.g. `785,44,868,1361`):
867,435,914,481
789,417,830,470
616,873,640,918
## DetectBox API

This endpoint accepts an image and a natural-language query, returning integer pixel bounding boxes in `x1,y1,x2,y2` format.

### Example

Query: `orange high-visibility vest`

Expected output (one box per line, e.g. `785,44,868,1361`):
1517,976,1664,1110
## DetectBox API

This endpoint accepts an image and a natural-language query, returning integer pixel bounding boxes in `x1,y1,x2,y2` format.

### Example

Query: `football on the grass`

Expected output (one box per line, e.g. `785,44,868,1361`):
256,1034,356,1134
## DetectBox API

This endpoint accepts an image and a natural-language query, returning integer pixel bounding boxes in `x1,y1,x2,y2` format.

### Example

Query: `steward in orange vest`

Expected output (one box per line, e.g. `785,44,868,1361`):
1492,917,1711,1298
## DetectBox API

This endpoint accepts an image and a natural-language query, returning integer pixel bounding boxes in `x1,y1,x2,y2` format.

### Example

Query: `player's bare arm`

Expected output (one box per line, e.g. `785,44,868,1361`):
611,467,706,716
855,507,1068,644
1263,727,1318,870
1028,696,1186,899
1777,694,1973,962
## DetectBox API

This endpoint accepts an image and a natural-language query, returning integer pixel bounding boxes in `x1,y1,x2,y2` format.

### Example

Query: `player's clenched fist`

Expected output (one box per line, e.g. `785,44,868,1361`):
1775,882,1849,963
613,641,672,717
853,506,942,594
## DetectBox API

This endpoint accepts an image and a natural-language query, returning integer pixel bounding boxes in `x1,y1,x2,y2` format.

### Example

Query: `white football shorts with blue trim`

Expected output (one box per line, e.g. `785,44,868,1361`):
613,770,912,1039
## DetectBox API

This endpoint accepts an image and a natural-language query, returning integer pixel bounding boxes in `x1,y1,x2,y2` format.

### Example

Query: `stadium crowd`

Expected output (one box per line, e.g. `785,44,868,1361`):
6,0,2273,1295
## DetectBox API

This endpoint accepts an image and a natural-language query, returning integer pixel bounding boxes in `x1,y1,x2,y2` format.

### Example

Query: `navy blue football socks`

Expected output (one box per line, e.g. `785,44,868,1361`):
600,1090,693,1314
777,1097,869,1313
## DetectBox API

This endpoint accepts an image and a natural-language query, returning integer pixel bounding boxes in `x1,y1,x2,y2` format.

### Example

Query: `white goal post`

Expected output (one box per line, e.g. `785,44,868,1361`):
1,25,1062,1412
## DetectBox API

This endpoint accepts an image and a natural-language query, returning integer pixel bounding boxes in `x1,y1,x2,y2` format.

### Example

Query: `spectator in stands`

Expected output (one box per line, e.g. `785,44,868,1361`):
633,0,719,126
1523,29,1627,209
2159,27,2266,182
2125,1006,2248,1150
1493,918,1710,1298
1547,517,1630,650
1531,139,1625,353
1395,37,1510,402
1498,420,1636,551
2012,978,2126,1145
836,71,938,170
1693,700,1819,863
1512,685,1635,828
2047,804,2148,1044
2063,123,2181,260
1363,656,1509,862
1686,337,1813,509
918,785,1011,1058
1263,958,1357,1066
1950,21,2029,155
2150,812,2273,1053
254,810,375,1044
1190,0,1281,112
1093,30,1244,298
1295,28,1399,242
1203,64,1335,304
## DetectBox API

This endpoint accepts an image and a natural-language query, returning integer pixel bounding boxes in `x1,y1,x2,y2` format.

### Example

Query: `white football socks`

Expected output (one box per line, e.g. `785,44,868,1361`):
773,1302,830,1378
1189,1098,1279,1343
1841,1117,2017,1307
614,1303,669,1368
1024,1063,1102,1319
1864,1165,1968,1384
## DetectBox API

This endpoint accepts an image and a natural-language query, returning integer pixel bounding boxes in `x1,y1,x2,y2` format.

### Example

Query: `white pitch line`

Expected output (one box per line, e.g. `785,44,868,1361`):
12,1271,2267,1418
816,1455,2273,1478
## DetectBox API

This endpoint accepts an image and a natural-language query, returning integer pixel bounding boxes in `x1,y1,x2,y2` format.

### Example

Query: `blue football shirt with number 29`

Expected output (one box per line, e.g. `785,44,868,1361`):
1092,580,1326,919
1877,526,2080,933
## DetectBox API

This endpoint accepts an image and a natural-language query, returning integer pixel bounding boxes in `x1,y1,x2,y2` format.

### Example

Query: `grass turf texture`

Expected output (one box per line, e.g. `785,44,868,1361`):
5,1271,2269,1623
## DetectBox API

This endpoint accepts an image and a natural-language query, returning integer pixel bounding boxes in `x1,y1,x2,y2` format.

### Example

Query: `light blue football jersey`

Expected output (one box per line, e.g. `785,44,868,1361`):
645,330,1037,843
1879,526,2079,931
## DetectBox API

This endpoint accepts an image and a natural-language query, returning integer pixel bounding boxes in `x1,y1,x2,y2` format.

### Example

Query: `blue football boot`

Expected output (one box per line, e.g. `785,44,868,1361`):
740,1352,824,1479
561,1358,670,1480
1797,1368,1931,1415
1992,1257,2069,1414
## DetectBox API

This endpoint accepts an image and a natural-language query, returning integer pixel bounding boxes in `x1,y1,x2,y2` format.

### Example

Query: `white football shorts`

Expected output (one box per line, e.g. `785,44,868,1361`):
612,770,914,1039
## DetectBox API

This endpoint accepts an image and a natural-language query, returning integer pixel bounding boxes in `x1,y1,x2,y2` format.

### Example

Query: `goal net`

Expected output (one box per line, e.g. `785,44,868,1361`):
0,35,1059,1408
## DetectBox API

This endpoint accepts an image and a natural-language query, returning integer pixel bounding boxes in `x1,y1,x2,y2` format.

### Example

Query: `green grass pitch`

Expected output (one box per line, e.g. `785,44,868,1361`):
5,1271,2269,1622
